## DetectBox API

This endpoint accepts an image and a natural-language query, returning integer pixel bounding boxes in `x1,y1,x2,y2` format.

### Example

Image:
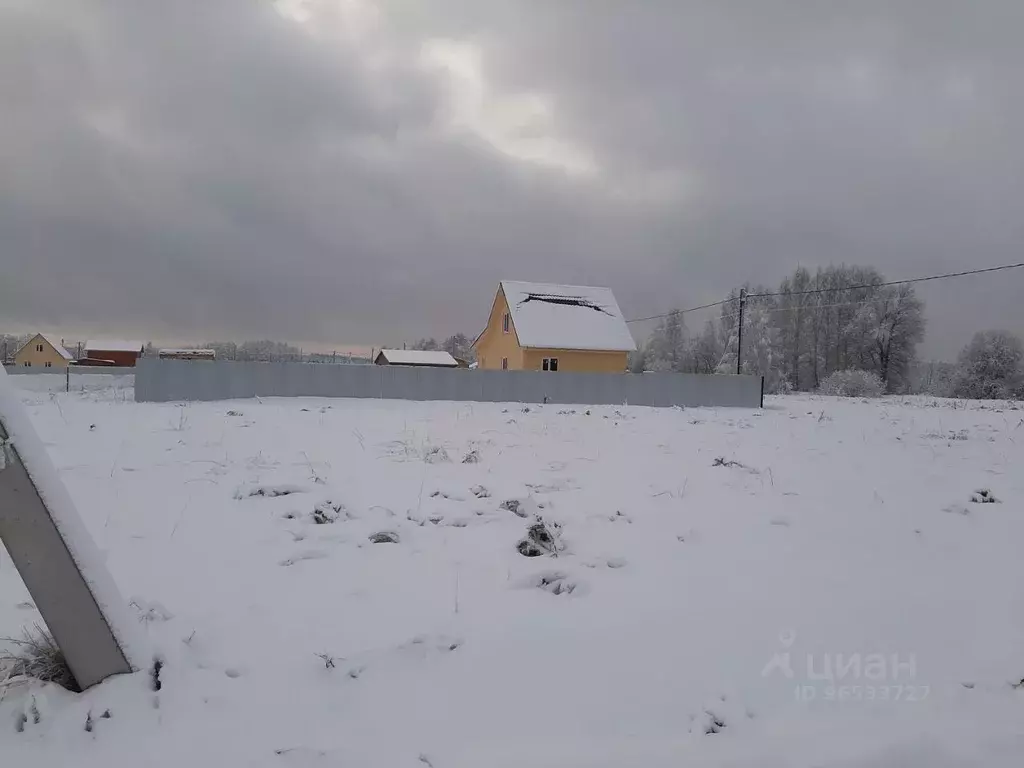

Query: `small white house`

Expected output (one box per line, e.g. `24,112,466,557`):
374,349,460,368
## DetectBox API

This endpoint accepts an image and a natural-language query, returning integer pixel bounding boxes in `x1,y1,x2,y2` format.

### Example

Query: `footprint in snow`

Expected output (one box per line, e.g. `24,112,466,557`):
279,550,329,567
430,489,467,502
398,635,463,656
235,483,306,500
581,557,627,570
524,571,585,596
942,505,971,516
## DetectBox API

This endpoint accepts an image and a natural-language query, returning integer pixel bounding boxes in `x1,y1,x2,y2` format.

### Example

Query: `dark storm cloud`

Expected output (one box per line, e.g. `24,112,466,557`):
2,0,1022,354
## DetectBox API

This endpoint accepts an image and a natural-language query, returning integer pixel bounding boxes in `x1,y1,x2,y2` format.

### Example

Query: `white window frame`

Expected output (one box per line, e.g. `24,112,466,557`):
23,361,31,367
502,312,510,334
45,361,52,368
542,357,559,372
36,344,44,352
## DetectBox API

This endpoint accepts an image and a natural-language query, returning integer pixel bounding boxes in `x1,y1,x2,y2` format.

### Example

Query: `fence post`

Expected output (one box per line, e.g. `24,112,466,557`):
0,370,136,689
66,365,70,393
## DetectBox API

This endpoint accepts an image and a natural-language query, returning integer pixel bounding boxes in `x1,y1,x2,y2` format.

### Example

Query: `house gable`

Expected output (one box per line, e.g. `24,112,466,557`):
474,285,524,370
13,334,73,368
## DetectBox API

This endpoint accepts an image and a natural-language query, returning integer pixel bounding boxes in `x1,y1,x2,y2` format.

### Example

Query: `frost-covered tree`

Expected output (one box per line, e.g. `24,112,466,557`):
644,310,688,372
1,334,30,363
628,348,648,373
411,338,440,351
442,333,475,362
818,369,885,398
716,301,785,391
910,360,957,397
203,341,239,361
233,340,302,362
952,330,1024,400
839,284,924,392
688,320,723,374
873,285,925,392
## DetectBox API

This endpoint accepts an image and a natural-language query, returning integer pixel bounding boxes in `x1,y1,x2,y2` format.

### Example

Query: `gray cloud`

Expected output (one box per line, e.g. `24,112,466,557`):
2,0,1022,356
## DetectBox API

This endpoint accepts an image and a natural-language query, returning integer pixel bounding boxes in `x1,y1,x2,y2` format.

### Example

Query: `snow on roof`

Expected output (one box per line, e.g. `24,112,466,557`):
19,333,74,360
376,349,459,367
500,281,637,352
85,340,144,353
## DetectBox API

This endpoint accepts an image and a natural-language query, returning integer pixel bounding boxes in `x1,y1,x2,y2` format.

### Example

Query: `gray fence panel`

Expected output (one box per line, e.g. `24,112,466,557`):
135,359,761,408
3,365,132,376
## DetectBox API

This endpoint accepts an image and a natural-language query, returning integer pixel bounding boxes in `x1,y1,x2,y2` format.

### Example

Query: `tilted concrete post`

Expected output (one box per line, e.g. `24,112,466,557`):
0,368,136,689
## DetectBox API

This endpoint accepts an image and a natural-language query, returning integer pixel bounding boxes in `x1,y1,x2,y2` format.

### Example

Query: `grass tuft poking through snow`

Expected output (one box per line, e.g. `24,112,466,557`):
516,519,564,557
970,488,1000,504
150,658,163,692
0,625,80,693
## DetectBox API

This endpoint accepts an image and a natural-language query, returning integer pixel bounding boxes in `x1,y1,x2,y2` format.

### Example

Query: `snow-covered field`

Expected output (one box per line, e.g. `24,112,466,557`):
3,379,1024,766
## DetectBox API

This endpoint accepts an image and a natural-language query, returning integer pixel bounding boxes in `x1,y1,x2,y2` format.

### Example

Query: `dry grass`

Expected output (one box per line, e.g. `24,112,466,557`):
0,624,80,693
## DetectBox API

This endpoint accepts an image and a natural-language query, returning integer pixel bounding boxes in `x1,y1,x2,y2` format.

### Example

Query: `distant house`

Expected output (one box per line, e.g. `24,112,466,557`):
13,333,74,369
83,340,144,367
158,348,216,361
474,281,636,373
374,349,460,368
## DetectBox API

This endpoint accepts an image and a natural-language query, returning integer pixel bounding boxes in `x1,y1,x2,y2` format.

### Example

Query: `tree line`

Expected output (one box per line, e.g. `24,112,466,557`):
636,264,1023,399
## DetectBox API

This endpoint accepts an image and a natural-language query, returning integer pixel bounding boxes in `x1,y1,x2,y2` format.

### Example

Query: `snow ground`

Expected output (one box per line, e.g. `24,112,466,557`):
2,381,1024,766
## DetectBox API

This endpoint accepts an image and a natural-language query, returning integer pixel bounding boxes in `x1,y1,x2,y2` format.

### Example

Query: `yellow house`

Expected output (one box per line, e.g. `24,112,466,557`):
14,333,74,369
474,281,636,372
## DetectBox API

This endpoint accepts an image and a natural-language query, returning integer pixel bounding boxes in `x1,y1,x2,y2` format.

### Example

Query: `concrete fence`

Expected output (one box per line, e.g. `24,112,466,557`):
135,359,763,408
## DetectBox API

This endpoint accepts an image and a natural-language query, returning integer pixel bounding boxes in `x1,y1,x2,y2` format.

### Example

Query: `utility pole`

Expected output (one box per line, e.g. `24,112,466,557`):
736,289,747,375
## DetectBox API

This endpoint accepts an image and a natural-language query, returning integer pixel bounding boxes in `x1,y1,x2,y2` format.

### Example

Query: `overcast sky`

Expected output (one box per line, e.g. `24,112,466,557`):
2,0,1022,357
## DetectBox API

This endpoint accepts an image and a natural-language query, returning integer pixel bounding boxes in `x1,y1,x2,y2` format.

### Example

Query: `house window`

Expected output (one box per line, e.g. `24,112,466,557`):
501,357,508,370
37,344,43,352
45,361,52,368
542,358,559,372
23,361,30,367
502,312,510,334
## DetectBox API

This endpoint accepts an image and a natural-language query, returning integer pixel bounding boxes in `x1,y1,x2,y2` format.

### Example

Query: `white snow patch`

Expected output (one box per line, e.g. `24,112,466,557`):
1,389,1024,766
84,340,143,354
501,280,637,351
376,349,459,367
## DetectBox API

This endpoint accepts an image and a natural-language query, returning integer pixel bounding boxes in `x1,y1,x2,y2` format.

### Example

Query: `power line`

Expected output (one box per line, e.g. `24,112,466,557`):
626,260,1024,324
749,297,892,314
747,261,1024,300
718,298,877,322
625,299,731,324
